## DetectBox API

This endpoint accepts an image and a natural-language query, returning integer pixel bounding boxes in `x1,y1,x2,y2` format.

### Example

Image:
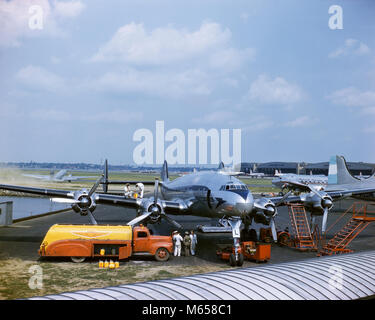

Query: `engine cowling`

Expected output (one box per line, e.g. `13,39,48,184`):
71,190,97,216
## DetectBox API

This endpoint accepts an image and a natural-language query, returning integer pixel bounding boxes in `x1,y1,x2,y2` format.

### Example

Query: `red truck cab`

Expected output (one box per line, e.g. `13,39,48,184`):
131,225,173,261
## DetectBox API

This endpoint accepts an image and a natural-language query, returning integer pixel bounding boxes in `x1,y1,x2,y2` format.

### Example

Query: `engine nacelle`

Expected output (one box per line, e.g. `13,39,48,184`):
71,192,97,216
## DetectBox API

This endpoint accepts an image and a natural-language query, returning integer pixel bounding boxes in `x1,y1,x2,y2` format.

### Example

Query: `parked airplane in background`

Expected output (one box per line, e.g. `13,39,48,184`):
326,155,375,201
2,157,375,264
246,170,265,178
272,172,327,192
218,163,244,176
23,169,97,182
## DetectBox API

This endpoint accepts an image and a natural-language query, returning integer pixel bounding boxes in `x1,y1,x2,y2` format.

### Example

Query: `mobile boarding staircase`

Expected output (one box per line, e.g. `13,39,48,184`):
287,204,317,251
319,202,375,256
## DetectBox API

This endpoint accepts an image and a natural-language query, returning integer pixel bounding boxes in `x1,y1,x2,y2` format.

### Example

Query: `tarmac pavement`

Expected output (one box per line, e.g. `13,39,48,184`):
1,197,375,267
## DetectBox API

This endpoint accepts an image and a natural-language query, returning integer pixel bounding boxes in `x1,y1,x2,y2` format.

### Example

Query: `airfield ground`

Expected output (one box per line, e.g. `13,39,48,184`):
1,173,375,299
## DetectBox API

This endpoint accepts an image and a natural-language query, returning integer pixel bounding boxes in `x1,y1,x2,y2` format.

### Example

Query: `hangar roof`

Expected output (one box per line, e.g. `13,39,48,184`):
30,251,375,300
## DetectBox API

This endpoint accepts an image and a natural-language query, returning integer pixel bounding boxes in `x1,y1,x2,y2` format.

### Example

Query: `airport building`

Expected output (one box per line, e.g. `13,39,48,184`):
241,161,375,176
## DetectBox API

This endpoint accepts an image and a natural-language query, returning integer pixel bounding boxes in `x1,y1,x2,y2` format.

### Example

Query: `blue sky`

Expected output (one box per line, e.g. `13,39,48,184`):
0,0,375,165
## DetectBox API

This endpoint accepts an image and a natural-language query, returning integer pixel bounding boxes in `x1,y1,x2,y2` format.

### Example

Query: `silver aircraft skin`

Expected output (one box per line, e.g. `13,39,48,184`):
160,169,254,218
23,169,96,182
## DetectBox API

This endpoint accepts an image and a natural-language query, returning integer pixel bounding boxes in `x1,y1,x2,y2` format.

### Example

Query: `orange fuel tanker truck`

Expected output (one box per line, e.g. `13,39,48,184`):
38,224,173,263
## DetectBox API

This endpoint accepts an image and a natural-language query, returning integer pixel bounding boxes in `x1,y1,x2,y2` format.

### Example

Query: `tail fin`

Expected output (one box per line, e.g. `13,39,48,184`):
218,162,225,170
161,160,169,182
328,155,359,185
103,159,109,193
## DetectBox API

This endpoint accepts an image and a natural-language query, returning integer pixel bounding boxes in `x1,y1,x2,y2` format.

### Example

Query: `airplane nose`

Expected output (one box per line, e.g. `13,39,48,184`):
234,192,254,214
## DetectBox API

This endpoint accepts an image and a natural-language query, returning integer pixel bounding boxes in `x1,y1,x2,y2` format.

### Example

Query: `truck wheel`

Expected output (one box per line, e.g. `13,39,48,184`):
236,253,244,267
229,253,236,267
71,256,86,263
155,248,170,262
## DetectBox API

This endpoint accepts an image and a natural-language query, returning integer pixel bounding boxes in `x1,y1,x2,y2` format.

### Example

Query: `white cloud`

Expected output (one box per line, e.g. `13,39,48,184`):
242,116,274,132
87,68,212,98
363,126,375,133
327,87,375,109
89,21,255,98
283,116,317,128
2,104,143,125
30,108,71,121
209,47,255,72
191,111,236,124
240,12,249,22
53,0,85,18
15,65,66,92
0,0,85,47
92,22,230,64
246,74,305,105
329,38,370,58
91,21,254,71
85,110,143,124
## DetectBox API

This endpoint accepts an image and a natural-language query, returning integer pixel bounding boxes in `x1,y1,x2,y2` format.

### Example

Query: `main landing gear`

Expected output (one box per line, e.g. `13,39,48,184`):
227,218,244,267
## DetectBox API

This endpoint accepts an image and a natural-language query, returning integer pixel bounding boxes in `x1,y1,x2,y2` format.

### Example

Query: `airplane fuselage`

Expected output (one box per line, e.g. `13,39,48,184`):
160,171,254,218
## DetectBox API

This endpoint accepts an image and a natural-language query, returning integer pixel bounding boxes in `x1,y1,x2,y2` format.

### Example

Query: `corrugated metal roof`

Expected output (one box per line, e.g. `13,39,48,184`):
30,251,375,300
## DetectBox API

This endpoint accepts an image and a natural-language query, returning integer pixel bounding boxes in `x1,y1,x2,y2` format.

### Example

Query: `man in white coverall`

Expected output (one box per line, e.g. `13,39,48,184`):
172,231,183,257
124,183,132,198
190,230,198,256
135,183,144,199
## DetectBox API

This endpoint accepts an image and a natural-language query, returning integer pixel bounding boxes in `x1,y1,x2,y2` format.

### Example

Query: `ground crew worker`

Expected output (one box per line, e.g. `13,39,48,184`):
124,183,132,198
172,231,183,257
190,230,198,256
183,231,191,257
135,183,144,199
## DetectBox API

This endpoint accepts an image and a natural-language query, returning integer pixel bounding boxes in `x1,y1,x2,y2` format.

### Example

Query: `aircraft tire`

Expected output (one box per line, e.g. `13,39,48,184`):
229,254,236,267
236,253,244,267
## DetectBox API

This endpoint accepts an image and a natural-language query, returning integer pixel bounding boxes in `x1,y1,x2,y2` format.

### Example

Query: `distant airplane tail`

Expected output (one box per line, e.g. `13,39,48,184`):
218,162,225,170
328,155,359,185
161,161,169,182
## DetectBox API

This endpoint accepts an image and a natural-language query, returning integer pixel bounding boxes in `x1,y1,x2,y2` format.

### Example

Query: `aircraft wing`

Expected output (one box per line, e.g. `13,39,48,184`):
0,183,72,198
22,174,48,180
101,180,156,185
62,176,99,181
324,187,375,200
0,182,188,215
267,187,375,204
277,180,311,191
95,193,186,214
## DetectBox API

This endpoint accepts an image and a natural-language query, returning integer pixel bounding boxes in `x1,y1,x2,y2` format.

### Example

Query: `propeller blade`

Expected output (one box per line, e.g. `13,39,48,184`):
51,198,79,204
88,212,98,225
162,214,183,229
308,185,323,199
270,217,278,242
322,207,328,233
89,174,104,197
207,189,212,209
275,190,293,207
127,211,152,226
154,179,159,205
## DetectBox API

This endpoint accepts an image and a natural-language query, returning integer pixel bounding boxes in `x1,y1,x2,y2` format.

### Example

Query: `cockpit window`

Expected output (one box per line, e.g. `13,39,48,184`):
220,184,248,191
